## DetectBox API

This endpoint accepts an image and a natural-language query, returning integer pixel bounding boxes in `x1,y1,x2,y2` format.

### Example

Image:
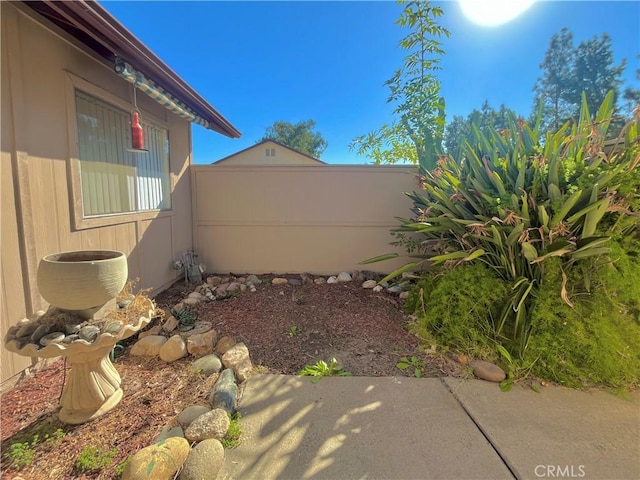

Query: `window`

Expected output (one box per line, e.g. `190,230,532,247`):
265,148,275,157
75,90,170,217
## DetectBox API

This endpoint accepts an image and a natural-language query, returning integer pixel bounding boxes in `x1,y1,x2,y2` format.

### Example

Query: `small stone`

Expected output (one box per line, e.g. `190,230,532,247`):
226,282,240,293
399,291,410,300
188,291,204,301
122,437,190,480
216,283,229,295
16,322,38,339
173,302,186,313
326,276,338,284
187,329,217,357
130,335,168,357
288,278,302,286
373,285,384,293
209,368,238,413
236,277,246,284
387,285,403,294
163,315,179,333
63,334,79,343
159,335,187,362
30,325,50,344
177,405,212,429
40,332,65,346
139,325,162,339
300,272,313,284
207,276,222,287
63,323,82,335
105,321,123,334
272,277,288,285
215,336,236,355
79,325,100,342
458,354,469,366
179,321,213,338
337,272,352,282
184,408,230,443
183,297,199,306
249,286,256,293
245,274,260,286
193,354,222,376
470,360,506,383
362,280,377,289
179,438,225,480
314,277,327,285
222,343,253,382
239,284,247,293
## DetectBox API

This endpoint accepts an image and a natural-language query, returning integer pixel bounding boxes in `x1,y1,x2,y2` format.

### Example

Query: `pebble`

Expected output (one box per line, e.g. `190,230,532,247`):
39,332,65,346
373,285,384,293
314,277,326,285
337,272,352,282
387,285,403,294
362,280,377,289
63,334,80,343
30,325,50,344
105,321,123,334
272,277,288,285
184,408,230,442
79,325,100,342
193,354,222,376
288,279,302,286
16,322,38,339
64,323,82,335
326,276,338,284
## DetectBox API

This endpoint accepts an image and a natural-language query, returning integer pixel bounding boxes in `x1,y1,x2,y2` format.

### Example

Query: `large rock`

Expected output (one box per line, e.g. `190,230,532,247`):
159,335,187,362
470,360,506,383
155,424,184,443
187,329,217,357
122,437,190,480
215,336,236,355
177,405,211,429
184,408,230,442
193,354,222,376
179,439,225,480
130,335,167,357
221,343,253,382
209,368,238,413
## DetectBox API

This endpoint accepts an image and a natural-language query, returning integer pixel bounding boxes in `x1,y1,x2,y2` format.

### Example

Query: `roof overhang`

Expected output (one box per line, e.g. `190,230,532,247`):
20,0,241,138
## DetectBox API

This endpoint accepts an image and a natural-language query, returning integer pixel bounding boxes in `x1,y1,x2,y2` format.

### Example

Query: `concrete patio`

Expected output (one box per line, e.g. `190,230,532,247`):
220,375,640,480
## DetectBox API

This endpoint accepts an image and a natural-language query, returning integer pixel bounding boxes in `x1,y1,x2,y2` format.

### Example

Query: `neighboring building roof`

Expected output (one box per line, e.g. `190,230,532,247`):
213,140,327,165
20,0,241,139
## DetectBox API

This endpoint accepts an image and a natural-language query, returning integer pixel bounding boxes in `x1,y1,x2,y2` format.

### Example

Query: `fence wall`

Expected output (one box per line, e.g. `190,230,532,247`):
192,164,419,275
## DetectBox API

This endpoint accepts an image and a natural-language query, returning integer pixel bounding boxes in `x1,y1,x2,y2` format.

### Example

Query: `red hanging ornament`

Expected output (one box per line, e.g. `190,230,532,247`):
131,110,144,150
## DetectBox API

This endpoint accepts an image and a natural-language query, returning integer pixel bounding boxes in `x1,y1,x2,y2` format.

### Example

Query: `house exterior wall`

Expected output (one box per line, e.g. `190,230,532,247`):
0,3,193,384
215,141,323,165
192,164,419,275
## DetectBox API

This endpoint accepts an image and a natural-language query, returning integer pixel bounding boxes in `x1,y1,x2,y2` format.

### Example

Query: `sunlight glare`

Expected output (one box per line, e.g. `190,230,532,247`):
460,0,536,27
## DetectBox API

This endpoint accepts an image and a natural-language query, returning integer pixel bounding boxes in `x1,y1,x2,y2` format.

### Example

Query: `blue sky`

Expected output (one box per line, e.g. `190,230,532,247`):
102,1,639,164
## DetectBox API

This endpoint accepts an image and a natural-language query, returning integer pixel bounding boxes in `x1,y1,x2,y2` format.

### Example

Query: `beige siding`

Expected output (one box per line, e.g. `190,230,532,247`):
0,4,193,383
193,165,419,275
215,141,323,165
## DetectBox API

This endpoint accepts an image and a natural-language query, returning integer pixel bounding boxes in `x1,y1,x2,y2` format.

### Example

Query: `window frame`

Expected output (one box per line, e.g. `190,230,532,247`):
65,72,174,230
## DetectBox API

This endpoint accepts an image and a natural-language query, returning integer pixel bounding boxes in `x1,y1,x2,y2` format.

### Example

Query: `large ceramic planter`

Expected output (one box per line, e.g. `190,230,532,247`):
37,250,128,319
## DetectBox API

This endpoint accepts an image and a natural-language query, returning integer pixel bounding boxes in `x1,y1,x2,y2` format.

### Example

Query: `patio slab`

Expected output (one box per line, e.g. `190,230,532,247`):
443,378,640,480
219,375,512,480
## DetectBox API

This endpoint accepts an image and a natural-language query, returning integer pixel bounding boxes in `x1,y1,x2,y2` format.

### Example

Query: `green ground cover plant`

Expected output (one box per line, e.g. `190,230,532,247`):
3,426,65,470
74,446,117,473
366,92,639,389
222,412,243,449
298,358,353,383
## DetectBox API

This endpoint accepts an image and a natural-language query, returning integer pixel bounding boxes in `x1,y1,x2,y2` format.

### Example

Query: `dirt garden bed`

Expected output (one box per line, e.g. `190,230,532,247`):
1,274,466,479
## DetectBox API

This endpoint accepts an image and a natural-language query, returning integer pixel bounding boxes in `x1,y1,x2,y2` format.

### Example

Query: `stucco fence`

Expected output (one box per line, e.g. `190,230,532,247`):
191,164,420,275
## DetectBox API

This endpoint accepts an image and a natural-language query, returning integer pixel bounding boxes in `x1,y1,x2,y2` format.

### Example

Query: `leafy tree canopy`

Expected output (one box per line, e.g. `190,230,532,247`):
258,120,328,158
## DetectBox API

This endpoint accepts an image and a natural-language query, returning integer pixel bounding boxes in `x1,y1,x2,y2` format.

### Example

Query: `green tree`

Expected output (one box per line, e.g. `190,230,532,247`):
533,29,627,135
444,102,519,159
259,120,328,158
571,33,626,116
350,0,450,171
532,28,575,133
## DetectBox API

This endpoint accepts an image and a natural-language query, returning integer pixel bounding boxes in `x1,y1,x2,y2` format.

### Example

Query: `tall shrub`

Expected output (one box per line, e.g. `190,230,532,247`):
365,92,639,358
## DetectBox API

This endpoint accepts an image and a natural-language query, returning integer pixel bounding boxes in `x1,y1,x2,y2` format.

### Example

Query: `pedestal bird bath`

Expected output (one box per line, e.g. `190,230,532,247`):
4,251,155,424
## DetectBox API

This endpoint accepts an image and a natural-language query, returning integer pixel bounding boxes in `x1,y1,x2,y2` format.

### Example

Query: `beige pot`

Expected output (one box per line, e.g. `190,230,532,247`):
37,250,128,316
